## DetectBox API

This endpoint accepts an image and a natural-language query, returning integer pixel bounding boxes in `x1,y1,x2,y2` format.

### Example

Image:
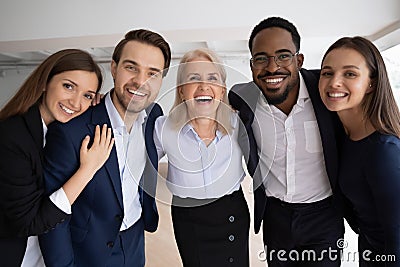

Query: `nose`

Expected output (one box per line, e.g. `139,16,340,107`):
198,81,211,91
264,57,280,72
68,94,81,110
134,71,148,87
329,74,343,88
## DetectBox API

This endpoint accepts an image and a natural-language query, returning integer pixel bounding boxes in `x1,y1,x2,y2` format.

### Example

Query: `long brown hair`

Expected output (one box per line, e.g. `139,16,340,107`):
0,49,103,121
321,36,400,138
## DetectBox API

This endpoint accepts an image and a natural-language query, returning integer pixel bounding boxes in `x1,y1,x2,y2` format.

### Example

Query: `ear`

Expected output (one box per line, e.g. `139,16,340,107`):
111,60,117,79
178,86,184,100
296,53,304,69
221,86,226,97
366,81,375,94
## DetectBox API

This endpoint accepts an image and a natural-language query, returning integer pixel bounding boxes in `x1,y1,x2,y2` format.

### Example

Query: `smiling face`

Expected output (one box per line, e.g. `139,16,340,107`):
39,70,98,125
251,27,303,106
111,40,165,119
319,47,372,115
178,57,225,119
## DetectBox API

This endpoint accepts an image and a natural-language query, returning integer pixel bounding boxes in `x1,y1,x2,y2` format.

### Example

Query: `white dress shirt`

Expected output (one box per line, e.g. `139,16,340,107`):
21,119,72,267
105,93,145,231
252,73,332,203
154,113,245,199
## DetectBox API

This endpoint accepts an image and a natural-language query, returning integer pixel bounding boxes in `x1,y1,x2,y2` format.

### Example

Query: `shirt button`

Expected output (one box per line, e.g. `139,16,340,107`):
228,257,234,263
228,235,235,242
229,215,235,223
107,241,114,248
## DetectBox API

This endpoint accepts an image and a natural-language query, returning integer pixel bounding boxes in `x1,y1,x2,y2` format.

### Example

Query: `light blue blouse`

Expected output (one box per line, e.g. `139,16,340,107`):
154,113,245,199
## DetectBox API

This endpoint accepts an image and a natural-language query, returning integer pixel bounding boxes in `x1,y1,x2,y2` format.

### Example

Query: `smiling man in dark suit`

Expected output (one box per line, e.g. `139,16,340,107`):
229,17,345,266
39,29,171,267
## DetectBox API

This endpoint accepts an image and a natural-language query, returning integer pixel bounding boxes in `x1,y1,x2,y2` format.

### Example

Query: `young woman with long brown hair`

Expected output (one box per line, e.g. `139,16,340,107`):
0,49,114,267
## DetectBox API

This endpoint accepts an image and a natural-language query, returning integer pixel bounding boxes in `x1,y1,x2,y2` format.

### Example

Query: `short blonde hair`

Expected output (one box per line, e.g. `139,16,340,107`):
169,48,233,135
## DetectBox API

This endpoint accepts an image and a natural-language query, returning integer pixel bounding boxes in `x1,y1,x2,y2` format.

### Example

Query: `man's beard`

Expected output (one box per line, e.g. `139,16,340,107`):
262,86,290,105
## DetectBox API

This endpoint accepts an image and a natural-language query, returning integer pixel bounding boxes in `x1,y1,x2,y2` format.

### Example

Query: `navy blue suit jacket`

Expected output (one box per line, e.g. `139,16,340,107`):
39,96,162,266
229,69,345,233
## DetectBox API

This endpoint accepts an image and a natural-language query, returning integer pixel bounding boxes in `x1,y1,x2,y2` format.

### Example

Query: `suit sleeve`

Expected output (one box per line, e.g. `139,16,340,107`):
366,139,400,266
39,122,81,267
228,88,241,110
0,123,68,236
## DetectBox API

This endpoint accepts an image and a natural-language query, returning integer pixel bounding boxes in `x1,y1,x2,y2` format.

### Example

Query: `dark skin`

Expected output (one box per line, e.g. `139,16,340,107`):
251,27,304,115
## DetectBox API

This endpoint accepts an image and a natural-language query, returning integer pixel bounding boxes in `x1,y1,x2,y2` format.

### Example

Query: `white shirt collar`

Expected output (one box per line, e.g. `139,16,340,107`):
41,118,47,147
182,123,223,142
105,92,147,135
297,73,309,108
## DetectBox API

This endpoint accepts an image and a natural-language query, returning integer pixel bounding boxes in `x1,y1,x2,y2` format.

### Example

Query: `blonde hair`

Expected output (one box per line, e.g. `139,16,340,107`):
169,48,233,135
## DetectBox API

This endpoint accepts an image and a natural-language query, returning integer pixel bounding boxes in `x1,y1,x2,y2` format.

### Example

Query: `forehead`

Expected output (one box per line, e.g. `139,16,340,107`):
183,58,219,74
252,27,296,54
119,40,165,69
323,48,367,67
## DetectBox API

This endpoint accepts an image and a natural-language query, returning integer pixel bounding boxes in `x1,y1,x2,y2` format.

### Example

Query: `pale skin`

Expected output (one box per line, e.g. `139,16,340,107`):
40,70,114,205
319,48,375,141
110,40,164,132
178,57,225,146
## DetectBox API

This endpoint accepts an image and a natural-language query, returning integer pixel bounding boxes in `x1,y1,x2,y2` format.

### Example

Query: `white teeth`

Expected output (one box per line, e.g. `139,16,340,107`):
60,104,74,114
328,92,347,98
128,89,146,96
194,96,213,101
265,78,283,84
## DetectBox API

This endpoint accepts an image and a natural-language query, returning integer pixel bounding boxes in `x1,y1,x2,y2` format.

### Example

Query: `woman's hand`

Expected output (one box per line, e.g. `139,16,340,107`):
79,124,114,174
91,93,104,106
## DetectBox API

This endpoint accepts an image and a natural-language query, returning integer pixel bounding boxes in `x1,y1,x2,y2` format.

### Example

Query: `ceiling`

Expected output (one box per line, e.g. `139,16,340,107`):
0,0,399,74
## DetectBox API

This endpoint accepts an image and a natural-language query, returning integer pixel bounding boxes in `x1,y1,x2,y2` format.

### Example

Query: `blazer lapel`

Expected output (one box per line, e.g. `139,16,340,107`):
88,100,124,208
23,105,44,161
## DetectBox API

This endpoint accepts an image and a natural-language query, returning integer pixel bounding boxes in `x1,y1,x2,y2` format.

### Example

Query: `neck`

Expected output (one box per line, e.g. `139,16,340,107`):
275,86,299,115
111,90,139,133
338,109,375,141
190,118,217,143
38,102,53,126
123,112,139,133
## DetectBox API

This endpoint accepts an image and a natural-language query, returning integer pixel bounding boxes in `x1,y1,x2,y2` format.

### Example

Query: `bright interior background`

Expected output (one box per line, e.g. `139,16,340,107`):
0,1,399,265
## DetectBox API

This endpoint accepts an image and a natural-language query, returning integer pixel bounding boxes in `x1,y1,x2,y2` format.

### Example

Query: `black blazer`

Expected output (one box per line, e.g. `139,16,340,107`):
228,68,345,233
0,105,68,266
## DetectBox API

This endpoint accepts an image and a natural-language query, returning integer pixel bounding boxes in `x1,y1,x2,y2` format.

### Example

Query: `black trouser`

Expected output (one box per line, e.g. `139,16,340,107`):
263,196,344,267
0,236,27,267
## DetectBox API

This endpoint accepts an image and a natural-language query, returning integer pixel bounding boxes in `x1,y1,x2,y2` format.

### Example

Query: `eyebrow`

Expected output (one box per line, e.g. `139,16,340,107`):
321,65,360,70
122,59,162,73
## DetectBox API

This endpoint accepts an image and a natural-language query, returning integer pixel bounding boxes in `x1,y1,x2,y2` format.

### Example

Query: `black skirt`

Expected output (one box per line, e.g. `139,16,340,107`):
171,187,250,267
